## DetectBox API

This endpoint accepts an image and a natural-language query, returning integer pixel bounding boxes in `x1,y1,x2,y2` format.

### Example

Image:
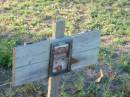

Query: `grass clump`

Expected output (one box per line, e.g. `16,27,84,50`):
0,38,16,68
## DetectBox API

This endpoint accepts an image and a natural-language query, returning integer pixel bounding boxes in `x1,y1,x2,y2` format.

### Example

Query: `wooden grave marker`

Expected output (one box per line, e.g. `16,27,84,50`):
12,19,100,97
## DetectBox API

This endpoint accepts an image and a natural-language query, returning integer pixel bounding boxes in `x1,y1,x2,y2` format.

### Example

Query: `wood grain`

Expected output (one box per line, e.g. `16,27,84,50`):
12,30,100,86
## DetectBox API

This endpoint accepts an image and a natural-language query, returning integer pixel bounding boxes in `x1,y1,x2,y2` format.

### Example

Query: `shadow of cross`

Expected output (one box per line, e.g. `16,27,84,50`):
12,19,100,97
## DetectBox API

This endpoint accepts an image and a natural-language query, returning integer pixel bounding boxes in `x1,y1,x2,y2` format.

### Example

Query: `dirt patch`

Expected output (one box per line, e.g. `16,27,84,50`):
101,35,130,53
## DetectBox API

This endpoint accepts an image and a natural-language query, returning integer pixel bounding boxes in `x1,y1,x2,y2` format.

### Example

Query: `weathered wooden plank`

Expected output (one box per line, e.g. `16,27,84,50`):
12,48,16,86
12,30,100,86
54,19,65,38
47,19,65,97
15,61,48,85
72,30,100,53
72,48,99,70
48,76,61,97
15,40,50,68
72,30,100,69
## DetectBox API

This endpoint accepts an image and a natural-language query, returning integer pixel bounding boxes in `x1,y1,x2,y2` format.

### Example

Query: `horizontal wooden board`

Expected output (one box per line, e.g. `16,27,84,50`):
12,30,100,86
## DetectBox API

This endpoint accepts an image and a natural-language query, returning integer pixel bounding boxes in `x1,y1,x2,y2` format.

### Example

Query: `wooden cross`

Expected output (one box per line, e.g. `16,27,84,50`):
12,19,100,97
48,19,65,97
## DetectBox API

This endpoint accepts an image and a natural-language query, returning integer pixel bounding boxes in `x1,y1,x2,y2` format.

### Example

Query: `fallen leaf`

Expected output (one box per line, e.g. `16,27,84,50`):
95,69,104,83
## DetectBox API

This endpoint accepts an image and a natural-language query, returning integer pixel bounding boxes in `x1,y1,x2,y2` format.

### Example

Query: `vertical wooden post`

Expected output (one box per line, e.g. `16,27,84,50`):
47,19,65,97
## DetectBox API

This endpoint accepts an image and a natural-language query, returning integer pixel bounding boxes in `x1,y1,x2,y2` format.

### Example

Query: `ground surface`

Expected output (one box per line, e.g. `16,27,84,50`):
0,0,130,97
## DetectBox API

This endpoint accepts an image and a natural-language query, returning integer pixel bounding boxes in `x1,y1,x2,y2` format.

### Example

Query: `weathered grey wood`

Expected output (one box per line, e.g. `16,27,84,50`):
12,48,16,86
47,19,65,97
12,30,100,86
48,76,61,97
15,40,50,68
72,48,99,70
54,19,65,38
